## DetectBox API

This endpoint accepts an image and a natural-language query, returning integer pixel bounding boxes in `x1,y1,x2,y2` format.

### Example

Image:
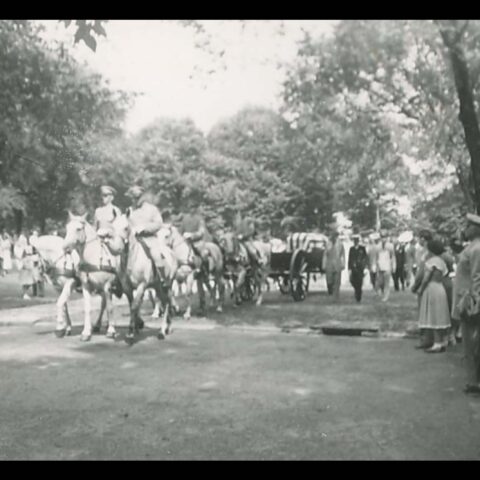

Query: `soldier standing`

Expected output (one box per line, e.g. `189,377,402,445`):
348,232,368,302
452,213,480,394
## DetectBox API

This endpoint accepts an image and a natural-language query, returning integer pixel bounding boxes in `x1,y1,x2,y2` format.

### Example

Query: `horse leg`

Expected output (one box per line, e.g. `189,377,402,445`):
235,269,246,306
105,284,117,339
64,304,72,336
216,273,225,313
196,275,206,317
80,285,93,342
93,293,106,333
183,274,194,320
129,282,146,338
55,279,74,338
255,270,264,306
156,285,171,340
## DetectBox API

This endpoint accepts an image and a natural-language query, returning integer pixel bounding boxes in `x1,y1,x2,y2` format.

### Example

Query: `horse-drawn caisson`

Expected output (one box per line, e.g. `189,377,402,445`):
268,232,327,302
32,185,327,345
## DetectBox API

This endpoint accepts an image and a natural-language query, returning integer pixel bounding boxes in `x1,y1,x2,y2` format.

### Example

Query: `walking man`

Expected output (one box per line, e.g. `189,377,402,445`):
348,231,368,302
322,228,345,301
376,231,396,302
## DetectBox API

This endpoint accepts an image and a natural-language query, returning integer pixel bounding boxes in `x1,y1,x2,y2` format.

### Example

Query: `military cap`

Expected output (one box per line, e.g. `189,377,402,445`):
126,185,144,198
100,185,116,196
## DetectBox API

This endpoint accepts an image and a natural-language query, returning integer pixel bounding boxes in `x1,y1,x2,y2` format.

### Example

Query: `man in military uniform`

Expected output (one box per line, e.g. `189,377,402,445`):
94,185,123,255
348,231,368,302
178,206,212,274
452,213,480,394
126,185,166,267
233,213,259,266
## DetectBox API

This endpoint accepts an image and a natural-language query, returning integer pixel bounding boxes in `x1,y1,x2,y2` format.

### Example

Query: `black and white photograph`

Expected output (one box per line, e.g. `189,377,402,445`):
1,19,480,460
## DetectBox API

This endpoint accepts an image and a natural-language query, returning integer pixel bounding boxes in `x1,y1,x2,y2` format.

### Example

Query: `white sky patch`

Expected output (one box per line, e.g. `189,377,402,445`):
37,20,337,134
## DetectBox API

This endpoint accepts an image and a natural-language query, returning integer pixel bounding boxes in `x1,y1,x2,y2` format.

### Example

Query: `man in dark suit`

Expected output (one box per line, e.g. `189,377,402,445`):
348,232,368,302
393,239,407,291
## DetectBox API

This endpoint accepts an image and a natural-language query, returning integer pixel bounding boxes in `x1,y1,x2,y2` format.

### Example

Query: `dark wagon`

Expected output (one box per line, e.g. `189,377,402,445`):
268,232,327,301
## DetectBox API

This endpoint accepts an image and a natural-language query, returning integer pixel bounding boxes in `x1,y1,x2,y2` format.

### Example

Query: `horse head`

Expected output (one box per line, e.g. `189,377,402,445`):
112,213,130,244
63,211,91,253
219,231,240,264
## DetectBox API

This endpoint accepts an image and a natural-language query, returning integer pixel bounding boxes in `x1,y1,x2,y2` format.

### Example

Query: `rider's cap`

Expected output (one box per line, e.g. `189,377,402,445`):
126,185,144,198
100,185,116,196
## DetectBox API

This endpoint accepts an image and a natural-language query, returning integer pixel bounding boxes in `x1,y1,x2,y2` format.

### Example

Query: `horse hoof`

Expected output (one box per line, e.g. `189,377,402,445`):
66,329,72,337
166,326,173,335
183,314,191,321
125,334,135,345
157,331,165,340
106,331,116,339
137,318,145,330
216,306,223,313
92,325,101,334
80,334,91,342
54,329,66,339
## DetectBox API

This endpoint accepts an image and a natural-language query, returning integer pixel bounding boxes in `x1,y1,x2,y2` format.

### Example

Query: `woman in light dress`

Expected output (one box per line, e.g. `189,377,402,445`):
414,239,451,353
0,231,13,275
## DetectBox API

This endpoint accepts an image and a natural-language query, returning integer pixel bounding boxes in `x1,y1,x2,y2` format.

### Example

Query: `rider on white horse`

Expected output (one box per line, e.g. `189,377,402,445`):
94,185,124,296
126,185,170,270
94,186,122,248
178,206,212,276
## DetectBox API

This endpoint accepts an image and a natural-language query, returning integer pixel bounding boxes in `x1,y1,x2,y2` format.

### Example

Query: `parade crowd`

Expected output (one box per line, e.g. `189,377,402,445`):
2,183,480,395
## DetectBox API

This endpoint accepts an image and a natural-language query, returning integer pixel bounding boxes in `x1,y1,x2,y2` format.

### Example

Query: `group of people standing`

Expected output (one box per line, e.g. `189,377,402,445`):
411,214,480,395
322,228,416,303
0,228,46,299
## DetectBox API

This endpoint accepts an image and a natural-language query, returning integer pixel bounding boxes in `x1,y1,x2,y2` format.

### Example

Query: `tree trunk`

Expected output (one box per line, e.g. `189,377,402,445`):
437,20,480,213
14,208,23,234
375,203,381,231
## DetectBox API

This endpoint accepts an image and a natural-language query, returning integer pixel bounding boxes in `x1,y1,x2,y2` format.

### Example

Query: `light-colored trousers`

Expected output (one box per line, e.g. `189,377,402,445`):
326,270,342,299
376,271,392,300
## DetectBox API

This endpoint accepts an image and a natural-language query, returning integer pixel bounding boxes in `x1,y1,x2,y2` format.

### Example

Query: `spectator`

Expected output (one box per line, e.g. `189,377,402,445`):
348,231,368,302
322,228,345,301
393,238,407,291
413,239,451,353
367,233,381,294
19,237,36,300
405,238,416,287
375,231,396,302
452,213,480,394
0,230,13,275
14,230,28,271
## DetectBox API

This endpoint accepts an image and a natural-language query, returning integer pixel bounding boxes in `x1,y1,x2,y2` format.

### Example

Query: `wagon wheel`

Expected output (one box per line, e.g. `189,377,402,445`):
290,249,309,302
277,276,290,295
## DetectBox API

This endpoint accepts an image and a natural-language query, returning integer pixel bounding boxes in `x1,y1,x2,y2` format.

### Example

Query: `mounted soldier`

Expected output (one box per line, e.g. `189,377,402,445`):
233,212,260,266
94,185,123,255
126,185,167,267
178,205,212,276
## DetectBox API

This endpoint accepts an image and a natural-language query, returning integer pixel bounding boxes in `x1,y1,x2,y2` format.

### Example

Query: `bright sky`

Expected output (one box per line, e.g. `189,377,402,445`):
39,20,337,134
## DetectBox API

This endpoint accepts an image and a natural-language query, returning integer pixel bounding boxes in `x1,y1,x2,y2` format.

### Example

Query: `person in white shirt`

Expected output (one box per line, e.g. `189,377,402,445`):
375,231,396,302
367,233,381,294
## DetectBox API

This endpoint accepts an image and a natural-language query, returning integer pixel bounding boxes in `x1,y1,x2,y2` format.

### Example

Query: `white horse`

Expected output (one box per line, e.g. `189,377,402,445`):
157,224,225,319
63,212,126,341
